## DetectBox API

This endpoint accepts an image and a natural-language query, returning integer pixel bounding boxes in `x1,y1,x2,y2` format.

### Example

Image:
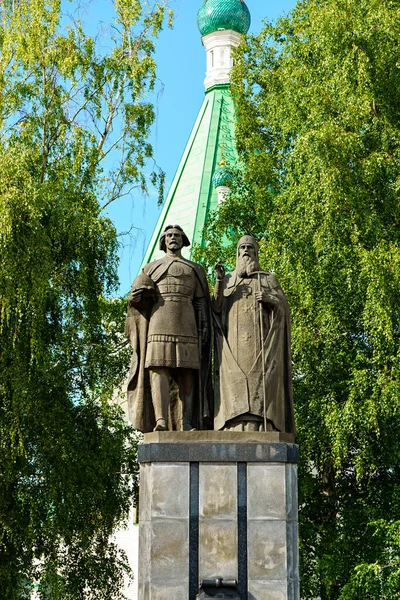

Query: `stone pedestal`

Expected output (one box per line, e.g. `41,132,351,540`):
138,432,299,600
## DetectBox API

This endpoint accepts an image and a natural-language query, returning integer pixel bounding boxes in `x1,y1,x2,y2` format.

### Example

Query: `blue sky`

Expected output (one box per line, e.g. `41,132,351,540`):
105,0,297,294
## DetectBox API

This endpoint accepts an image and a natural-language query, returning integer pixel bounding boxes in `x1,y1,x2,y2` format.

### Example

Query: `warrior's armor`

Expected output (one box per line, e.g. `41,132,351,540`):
144,258,206,370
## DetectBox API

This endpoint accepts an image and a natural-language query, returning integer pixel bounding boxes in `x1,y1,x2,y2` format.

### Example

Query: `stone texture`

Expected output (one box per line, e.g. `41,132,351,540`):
237,461,247,598
247,464,286,520
138,522,150,586
248,580,288,600
285,464,298,521
150,520,189,583
286,444,299,463
199,464,238,582
189,462,199,600
138,581,149,600
149,583,189,600
138,462,190,598
199,464,237,519
139,463,151,522
139,439,298,464
150,463,189,519
140,442,190,463
286,522,299,582
143,430,295,444
288,578,300,600
199,520,238,580
248,520,287,581
138,443,150,463
246,462,300,599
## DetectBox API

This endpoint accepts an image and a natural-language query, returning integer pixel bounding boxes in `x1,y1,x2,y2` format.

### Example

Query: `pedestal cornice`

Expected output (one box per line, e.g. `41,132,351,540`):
138,431,298,464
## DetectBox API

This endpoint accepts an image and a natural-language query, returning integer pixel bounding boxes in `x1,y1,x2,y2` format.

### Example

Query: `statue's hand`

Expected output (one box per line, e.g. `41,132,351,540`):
129,290,142,305
256,291,278,306
214,260,225,281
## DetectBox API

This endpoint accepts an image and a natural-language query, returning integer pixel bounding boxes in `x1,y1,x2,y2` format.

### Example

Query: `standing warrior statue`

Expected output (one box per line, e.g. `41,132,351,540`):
213,236,295,433
125,225,212,432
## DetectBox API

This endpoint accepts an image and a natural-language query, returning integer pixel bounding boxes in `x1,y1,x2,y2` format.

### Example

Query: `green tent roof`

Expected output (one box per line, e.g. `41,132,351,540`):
140,84,237,268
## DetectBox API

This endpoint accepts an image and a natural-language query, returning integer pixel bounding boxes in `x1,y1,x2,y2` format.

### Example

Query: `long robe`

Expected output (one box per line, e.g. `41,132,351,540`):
213,270,295,433
125,256,212,432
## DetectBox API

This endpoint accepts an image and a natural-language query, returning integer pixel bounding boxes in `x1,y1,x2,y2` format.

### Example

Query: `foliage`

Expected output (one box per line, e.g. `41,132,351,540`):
339,520,400,599
197,0,400,597
0,0,169,597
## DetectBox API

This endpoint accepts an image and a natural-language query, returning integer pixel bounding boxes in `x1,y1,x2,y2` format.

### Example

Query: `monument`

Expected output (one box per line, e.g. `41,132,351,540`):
128,1,299,598
130,232,299,599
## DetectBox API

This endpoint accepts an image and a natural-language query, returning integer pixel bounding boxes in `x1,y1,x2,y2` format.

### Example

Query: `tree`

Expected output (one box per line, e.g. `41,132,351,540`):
0,0,170,597
196,0,400,597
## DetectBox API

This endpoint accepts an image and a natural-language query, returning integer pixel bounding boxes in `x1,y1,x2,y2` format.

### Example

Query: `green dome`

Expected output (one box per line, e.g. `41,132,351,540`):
212,161,234,188
197,0,251,36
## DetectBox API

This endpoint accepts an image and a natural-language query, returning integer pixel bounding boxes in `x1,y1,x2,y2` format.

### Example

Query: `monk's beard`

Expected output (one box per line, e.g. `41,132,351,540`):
236,255,260,277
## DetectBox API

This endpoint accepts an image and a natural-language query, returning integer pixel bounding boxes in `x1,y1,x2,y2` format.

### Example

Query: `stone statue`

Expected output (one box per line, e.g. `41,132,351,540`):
125,225,212,432
212,236,295,433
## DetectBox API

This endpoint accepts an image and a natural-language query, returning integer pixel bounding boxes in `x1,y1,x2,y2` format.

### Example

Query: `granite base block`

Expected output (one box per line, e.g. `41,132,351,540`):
248,580,287,600
138,434,299,600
